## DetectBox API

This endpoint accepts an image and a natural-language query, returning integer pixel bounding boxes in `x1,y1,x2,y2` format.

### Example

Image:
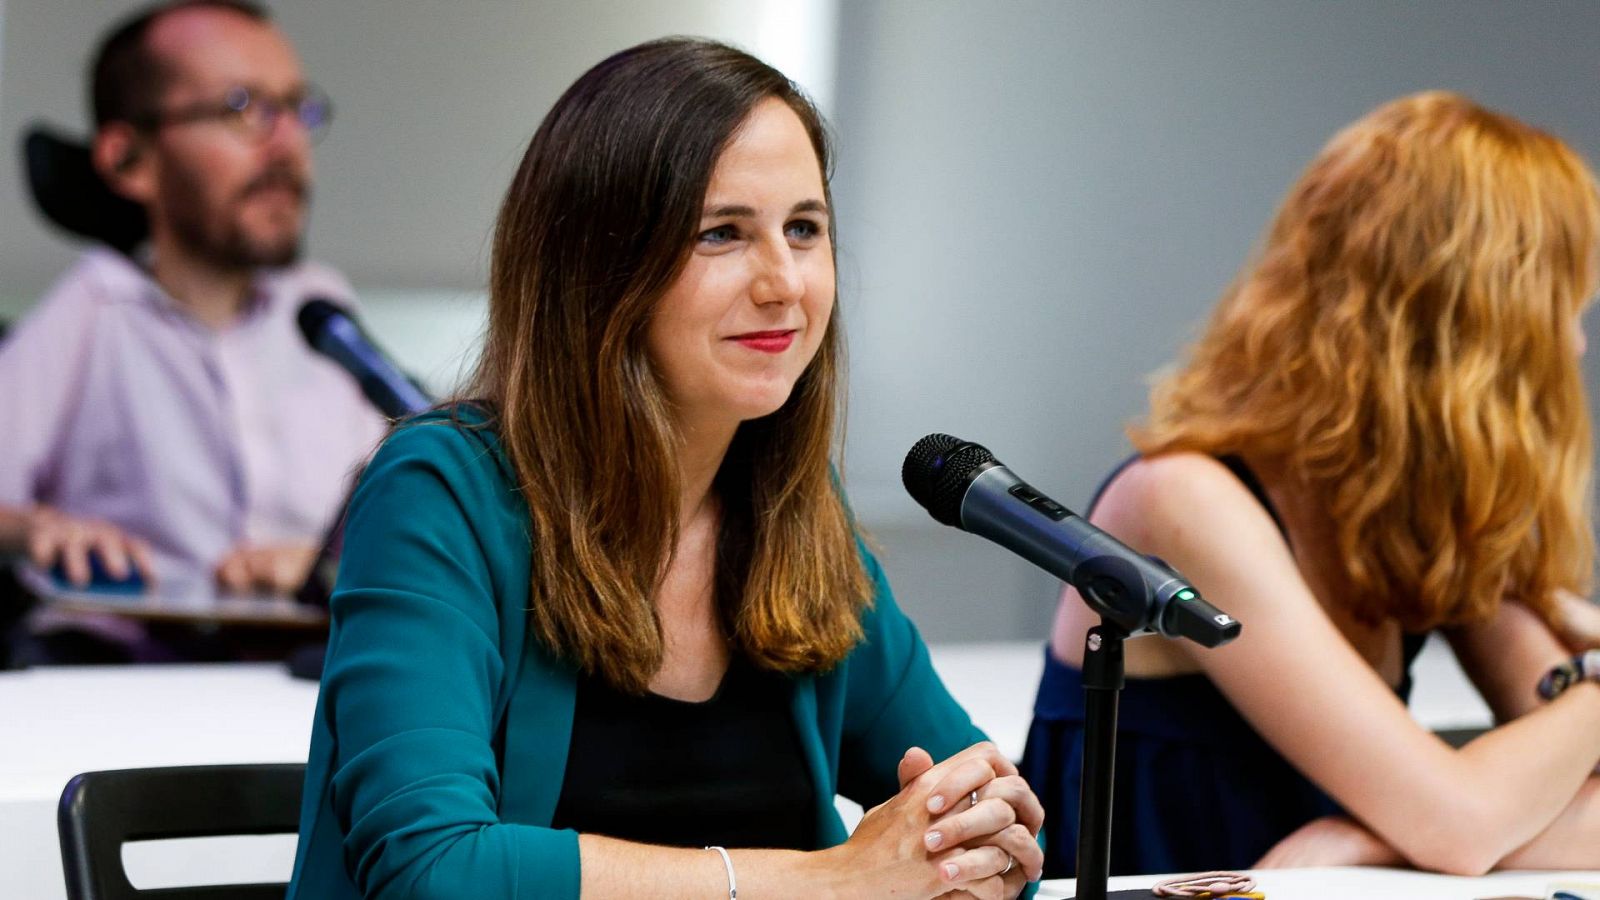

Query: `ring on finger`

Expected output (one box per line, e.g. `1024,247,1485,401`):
968,790,979,808
1001,855,1014,875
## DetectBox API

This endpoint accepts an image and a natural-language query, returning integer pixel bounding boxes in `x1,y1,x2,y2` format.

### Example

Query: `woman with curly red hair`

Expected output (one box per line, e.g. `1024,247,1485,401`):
1025,91,1600,877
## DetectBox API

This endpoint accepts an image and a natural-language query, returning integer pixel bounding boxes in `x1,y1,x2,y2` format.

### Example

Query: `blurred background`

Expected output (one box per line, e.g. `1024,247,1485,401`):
4,0,1599,641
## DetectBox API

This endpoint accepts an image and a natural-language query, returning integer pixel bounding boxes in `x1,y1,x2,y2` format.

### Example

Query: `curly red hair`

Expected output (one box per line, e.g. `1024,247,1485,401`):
1134,91,1600,631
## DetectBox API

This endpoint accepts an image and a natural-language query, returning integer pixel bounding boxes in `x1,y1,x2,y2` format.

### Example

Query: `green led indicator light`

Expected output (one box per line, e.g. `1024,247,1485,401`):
1177,590,1195,601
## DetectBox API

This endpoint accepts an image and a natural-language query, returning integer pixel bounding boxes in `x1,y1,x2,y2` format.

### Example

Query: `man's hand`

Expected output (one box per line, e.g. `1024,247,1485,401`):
7,505,156,588
214,543,318,595
1255,815,1405,869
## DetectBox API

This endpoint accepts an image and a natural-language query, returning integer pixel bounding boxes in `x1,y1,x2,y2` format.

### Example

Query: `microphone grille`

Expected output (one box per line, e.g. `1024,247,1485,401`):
296,297,348,346
902,434,996,526
902,433,962,508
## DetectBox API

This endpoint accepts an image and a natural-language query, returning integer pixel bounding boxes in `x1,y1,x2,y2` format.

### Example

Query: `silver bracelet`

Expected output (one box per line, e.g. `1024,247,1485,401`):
705,845,736,899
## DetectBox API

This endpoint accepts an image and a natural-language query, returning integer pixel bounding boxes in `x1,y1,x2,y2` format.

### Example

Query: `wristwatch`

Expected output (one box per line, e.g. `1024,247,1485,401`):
1538,649,1600,701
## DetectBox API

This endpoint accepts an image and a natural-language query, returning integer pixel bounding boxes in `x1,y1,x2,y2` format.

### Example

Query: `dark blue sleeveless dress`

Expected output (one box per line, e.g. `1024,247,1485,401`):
1020,455,1425,877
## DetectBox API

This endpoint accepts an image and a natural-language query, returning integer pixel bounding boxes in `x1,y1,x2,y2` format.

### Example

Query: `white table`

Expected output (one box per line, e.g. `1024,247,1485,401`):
0,639,1492,898
1038,866,1600,898
0,664,317,898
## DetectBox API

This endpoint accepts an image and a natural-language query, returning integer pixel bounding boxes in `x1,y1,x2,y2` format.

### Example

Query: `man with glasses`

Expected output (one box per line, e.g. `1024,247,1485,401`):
0,0,387,662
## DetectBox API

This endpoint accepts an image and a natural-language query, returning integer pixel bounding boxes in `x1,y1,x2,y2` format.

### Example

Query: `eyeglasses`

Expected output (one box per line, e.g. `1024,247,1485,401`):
131,84,333,144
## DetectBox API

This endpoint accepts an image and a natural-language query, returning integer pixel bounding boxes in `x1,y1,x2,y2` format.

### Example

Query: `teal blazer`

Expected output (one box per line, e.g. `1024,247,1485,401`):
287,419,997,899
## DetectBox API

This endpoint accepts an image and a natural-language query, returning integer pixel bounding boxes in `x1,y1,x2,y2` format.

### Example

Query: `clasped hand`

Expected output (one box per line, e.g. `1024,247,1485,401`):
832,741,1043,899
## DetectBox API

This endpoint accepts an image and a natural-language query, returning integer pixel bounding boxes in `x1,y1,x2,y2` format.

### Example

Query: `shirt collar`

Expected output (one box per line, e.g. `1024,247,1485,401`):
91,244,282,327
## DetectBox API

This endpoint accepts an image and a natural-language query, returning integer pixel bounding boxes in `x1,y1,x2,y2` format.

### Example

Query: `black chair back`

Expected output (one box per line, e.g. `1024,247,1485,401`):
23,126,148,254
1435,727,1487,749
58,763,305,900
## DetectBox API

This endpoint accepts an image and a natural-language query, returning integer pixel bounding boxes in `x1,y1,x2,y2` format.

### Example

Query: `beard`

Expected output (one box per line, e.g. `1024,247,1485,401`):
161,161,309,270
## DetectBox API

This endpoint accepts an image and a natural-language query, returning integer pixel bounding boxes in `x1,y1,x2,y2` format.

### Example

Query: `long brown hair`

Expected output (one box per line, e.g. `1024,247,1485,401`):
465,38,870,692
1134,91,1600,631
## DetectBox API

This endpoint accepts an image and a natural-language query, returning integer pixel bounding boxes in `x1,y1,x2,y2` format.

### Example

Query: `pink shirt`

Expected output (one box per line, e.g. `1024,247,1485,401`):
0,248,389,583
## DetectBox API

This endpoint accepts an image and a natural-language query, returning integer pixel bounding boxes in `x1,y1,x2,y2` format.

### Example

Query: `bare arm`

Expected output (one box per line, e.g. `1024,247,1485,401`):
1446,595,1600,869
1445,597,1568,723
577,839,819,899
1089,454,1600,876
1255,815,1405,869
577,743,1041,900
1262,598,1600,871
1500,776,1600,869
1261,774,1600,872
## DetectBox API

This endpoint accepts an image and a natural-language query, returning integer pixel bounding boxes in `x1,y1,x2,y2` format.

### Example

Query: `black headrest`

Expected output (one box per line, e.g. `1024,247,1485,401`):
22,125,148,255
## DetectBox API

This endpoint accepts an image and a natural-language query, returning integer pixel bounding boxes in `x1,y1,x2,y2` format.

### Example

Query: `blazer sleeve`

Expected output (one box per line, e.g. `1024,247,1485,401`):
835,546,990,805
319,423,580,899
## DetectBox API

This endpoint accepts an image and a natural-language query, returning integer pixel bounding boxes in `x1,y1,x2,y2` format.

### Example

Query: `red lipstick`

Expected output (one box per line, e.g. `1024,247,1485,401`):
730,330,796,353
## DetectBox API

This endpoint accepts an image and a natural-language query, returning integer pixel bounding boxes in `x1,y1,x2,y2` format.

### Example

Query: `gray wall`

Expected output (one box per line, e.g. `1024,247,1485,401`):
0,0,838,448
830,1,1600,640
4,2,1600,640
0,0,837,298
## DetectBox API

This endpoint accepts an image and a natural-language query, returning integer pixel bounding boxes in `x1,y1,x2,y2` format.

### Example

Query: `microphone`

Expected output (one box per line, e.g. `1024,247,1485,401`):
297,298,433,418
902,433,1240,647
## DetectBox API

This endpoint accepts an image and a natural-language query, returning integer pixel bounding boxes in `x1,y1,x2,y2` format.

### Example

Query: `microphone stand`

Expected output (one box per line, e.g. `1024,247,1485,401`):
896,433,1242,896
1070,619,1146,900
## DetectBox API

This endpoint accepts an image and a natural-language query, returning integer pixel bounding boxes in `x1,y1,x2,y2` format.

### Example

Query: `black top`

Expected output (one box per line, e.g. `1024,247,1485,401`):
549,654,816,850
1085,453,1426,683
1022,452,1428,877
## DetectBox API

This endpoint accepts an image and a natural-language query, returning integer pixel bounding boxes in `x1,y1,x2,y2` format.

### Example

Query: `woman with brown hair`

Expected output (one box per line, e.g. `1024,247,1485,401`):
1024,91,1600,878
287,38,1043,900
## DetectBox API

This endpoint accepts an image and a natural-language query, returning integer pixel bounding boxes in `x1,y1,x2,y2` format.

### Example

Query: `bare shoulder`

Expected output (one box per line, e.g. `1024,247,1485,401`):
1055,452,1308,671
1092,452,1278,550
